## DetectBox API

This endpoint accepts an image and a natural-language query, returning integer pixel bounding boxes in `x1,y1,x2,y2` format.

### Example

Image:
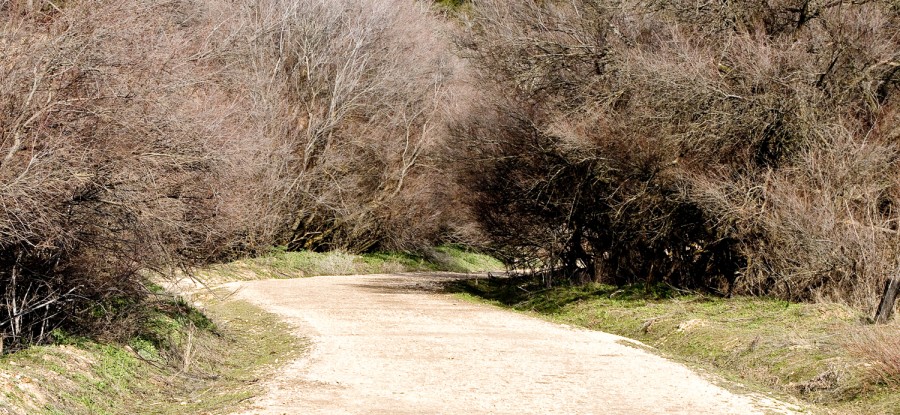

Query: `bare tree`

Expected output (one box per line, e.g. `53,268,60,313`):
0,0,253,350
454,0,900,308
236,0,459,253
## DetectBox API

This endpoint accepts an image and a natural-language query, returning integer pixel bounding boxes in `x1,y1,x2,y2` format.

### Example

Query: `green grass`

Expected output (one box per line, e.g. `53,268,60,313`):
196,245,503,283
450,276,900,415
0,294,303,415
0,245,500,414
433,0,470,12
431,245,505,273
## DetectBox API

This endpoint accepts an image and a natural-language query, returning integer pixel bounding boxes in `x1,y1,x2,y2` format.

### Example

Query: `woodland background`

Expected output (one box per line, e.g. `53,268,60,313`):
1,0,898,350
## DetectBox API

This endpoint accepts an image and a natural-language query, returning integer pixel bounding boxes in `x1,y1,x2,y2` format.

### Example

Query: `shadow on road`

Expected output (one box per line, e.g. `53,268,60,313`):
349,272,489,295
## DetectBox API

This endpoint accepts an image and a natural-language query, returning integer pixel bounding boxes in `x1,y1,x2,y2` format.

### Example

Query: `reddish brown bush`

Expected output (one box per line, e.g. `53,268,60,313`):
234,0,461,253
0,0,467,350
0,1,250,350
455,0,900,308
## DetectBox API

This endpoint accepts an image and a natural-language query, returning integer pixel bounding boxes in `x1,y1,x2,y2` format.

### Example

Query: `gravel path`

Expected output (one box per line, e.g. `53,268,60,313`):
227,273,798,415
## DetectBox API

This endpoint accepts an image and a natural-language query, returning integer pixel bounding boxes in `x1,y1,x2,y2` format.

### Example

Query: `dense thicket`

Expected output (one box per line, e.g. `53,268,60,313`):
0,0,460,351
0,1,239,351
2,0,897,351
243,0,459,253
454,0,900,308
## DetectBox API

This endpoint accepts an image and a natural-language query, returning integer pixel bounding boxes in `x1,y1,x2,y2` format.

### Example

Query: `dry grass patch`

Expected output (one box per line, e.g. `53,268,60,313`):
847,323,900,388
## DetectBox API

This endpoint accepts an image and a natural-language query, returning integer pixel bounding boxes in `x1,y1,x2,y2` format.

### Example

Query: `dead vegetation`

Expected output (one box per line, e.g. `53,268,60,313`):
453,0,900,311
848,325,900,387
0,0,898,369
0,0,463,351
0,0,237,351
239,0,459,253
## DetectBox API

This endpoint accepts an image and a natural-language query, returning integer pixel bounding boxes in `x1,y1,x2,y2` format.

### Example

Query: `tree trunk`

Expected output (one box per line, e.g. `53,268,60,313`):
874,277,900,324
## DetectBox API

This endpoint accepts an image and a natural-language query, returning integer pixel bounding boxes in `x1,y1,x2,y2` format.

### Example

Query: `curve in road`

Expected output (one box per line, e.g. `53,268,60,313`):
228,273,798,415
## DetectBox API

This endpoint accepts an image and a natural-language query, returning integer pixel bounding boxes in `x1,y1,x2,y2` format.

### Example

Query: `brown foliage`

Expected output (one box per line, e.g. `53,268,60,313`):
5,0,895,352
234,0,460,253
0,0,465,350
0,1,251,350
455,0,900,308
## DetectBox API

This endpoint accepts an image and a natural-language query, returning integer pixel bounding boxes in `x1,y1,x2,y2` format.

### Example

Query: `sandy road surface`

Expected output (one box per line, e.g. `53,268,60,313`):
227,273,798,415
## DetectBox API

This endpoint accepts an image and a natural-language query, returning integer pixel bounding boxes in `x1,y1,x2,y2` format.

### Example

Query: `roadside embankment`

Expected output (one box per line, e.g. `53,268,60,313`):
452,276,900,415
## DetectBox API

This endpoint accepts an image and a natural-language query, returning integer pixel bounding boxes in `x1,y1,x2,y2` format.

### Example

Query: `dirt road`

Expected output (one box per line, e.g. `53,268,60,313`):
227,273,798,415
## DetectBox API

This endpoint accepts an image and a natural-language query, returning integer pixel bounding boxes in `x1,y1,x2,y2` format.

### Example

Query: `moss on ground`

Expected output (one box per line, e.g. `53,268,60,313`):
450,276,900,415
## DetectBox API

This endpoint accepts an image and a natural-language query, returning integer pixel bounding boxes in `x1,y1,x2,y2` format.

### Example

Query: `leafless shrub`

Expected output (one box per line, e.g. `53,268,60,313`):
455,0,900,307
233,0,460,253
0,1,247,350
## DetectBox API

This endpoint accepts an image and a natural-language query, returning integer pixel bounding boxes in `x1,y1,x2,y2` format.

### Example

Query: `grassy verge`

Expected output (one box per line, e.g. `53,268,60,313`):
195,245,503,283
450,276,899,415
0,245,499,414
0,292,303,415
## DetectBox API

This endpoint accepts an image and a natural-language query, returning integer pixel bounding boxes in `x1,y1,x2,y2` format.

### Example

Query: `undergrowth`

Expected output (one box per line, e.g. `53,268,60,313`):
451,276,900,415
0,245,499,413
196,245,503,283
0,292,302,415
